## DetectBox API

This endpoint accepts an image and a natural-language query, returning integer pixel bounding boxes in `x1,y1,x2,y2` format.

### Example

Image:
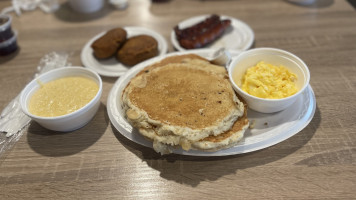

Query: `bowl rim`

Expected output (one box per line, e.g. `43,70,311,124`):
20,66,103,120
228,47,310,102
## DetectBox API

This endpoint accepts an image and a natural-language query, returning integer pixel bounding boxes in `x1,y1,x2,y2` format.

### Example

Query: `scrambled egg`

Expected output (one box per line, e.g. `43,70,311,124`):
242,61,298,99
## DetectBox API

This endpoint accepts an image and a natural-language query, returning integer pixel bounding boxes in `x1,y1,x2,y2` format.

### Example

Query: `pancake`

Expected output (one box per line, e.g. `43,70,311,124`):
122,54,246,154
137,101,248,154
191,103,249,151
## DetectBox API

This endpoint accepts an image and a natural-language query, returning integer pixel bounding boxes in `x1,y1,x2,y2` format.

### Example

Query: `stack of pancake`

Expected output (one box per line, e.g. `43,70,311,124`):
122,54,249,154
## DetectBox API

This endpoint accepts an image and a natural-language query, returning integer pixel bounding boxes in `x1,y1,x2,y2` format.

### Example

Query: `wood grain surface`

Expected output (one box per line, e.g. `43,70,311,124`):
0,0,355,199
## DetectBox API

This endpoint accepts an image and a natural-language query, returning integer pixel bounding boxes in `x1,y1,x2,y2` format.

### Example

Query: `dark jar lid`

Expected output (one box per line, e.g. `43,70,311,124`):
0,30,18,56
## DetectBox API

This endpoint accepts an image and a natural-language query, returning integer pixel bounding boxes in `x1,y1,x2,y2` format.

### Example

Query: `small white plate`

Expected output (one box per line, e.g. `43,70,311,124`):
171,15,254,52
107,50,316,156
81,26,168,77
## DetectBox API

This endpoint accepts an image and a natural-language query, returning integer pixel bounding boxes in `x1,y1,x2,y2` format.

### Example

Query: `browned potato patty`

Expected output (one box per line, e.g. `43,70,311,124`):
117,35,158,66
91,28,127,59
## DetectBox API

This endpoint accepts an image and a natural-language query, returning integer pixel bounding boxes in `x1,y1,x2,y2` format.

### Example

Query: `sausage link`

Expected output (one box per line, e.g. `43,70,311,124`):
177,19,231,49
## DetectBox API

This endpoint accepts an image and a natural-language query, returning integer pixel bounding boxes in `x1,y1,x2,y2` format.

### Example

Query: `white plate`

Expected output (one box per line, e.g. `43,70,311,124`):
81,26,168,77
171,15,254,52
107,50,316,156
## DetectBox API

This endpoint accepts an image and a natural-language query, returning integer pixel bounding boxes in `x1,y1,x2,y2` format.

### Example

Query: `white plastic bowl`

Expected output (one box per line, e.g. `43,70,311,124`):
20,67,103,132
228,48,310,113
68,0,104,13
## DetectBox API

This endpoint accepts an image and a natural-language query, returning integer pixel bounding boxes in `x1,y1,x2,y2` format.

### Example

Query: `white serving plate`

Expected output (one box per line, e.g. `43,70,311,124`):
107,49,316,156
171,15,254,52
81,26,168,77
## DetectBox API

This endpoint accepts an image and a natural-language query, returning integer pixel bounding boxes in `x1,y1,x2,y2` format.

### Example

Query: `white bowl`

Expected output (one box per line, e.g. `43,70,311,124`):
20,67,103,132
228,48,310,113
68,0,104,13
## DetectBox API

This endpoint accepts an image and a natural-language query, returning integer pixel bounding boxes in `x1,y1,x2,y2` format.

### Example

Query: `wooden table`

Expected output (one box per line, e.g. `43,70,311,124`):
1,0,355,199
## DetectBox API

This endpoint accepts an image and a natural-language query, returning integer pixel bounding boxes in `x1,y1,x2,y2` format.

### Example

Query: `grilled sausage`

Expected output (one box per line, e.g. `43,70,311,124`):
174,15,231,49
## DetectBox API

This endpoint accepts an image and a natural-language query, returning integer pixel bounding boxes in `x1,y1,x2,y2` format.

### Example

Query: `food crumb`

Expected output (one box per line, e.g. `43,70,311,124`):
249,120,256,129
